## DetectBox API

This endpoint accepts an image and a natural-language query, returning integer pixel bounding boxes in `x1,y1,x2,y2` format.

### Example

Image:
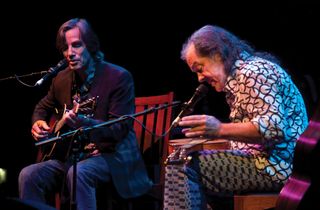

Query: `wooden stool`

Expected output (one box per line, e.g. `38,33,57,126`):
234,193,278,210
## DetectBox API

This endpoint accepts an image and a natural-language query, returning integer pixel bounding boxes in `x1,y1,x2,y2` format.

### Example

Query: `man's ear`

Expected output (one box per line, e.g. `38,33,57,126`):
213,53,222,62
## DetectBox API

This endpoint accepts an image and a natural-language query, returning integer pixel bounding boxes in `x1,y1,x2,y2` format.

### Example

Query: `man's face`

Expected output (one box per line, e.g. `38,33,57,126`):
63,27,91,71
185,44,227,92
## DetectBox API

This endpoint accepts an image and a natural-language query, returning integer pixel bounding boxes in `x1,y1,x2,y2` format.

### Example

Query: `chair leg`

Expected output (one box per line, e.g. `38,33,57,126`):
55,193,60,210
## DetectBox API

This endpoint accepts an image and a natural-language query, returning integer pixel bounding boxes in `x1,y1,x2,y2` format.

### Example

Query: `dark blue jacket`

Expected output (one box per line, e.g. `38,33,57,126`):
32,61,152,198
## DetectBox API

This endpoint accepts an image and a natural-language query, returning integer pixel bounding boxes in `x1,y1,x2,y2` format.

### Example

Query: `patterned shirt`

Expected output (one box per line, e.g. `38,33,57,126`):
224,52,308,182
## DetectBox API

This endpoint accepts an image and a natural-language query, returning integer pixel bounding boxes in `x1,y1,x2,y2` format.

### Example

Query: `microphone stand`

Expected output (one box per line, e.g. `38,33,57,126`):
35,101,180,210
69,129,83,210
35,101,180,147
0,71,48,88
0,71,47,82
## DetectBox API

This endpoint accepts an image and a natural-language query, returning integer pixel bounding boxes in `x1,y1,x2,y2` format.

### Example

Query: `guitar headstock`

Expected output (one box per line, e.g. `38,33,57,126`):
78,96,99,117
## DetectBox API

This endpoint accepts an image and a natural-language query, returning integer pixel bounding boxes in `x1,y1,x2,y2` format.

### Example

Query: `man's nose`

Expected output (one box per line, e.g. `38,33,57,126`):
197,74,205,83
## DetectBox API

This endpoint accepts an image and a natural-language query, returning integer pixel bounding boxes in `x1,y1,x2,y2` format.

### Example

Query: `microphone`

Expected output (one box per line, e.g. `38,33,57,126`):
35,59,68,86
171,83,209,127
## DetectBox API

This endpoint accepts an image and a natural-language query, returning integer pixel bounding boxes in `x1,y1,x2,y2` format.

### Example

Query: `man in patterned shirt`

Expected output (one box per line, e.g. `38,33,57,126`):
163,25,308,210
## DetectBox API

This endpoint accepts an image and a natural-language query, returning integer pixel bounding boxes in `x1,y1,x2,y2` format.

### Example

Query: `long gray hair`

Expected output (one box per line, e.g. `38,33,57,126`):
181,25,279,75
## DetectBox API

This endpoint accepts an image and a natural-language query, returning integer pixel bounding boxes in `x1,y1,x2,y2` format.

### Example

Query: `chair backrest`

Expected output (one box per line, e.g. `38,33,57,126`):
134,91,174,185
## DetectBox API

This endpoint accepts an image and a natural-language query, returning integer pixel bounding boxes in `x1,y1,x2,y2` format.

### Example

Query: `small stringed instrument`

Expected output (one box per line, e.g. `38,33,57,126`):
38,96,98,162
165,138,230,165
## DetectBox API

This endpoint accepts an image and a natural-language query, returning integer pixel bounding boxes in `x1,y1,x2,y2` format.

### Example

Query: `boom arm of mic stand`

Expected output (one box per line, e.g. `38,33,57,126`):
35,101,181,147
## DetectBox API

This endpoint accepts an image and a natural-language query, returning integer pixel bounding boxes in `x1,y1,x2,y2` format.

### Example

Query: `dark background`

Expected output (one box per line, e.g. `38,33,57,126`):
0,2,319,200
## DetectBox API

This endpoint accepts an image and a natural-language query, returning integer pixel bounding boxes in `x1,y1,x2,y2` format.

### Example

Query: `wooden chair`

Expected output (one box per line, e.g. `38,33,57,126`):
104,91,175,210
134,91,174,189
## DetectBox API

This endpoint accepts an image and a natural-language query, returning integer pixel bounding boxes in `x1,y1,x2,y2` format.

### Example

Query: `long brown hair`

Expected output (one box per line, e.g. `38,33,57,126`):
56,18,104,62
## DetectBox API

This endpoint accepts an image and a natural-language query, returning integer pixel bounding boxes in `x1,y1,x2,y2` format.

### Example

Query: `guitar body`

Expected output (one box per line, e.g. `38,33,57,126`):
39,106,73,162
37,96,98,162
275,110,320,210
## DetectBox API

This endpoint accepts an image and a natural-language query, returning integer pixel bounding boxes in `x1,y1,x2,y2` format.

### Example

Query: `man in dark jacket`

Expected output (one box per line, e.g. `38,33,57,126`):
19,18,152,210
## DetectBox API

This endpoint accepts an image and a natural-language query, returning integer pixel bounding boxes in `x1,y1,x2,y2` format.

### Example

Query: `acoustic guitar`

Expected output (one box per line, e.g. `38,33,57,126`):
38,96,98,162
275,106,320,210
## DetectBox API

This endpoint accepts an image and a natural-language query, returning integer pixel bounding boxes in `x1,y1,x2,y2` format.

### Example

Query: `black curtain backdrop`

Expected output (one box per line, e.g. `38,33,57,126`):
1,2,319,199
